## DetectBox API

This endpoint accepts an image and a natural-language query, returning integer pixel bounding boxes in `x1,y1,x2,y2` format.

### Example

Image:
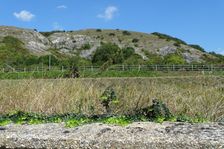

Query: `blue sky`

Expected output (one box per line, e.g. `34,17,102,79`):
0,0,224,54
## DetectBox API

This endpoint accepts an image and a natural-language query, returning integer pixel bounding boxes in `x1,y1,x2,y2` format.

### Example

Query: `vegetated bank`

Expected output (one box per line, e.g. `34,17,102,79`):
0,77,223,122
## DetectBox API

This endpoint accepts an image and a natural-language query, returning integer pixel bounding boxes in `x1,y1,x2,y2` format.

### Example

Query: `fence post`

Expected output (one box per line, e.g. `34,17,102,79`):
191,65,194,71
138,65,141,71
122,65,124,71
91,66,93,72
61,66,64,72
2,68,4,73
155,65,158,71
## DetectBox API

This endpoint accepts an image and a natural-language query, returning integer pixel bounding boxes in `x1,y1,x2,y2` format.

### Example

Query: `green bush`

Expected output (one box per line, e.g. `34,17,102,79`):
163,53,185,64
189,44,205,52
132,38,139,43
122,31,131,36
123,54,145,65
173,42,181,47
144,50,163,64
92,43,123,65
96,29,102,32
40,30,65,37
109,33,115,36
122,47,135,59
152,32,187,45
81,43,91,50
137,99,172,122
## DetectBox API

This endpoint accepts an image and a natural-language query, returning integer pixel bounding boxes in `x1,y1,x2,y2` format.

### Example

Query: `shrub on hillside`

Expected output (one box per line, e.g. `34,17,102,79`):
96,29,102,32
189,44,205,52
122,47,135,59
123,54,145,65
152,32,187,45
144,51,163,64
132,38,139,43
92,43,136,65
163,53,185,64
109,33,115,36
122,31,131,36
81,43,91,50
92,43,122,65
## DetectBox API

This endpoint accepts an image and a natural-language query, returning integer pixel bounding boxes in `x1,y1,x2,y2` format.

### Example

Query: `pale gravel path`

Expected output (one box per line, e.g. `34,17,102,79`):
0,122,224,149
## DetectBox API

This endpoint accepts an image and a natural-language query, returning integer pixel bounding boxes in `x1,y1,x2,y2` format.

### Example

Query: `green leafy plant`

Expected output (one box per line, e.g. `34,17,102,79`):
66,117,92,128
137,99,173,122
100,86,119,114
102,116,131,126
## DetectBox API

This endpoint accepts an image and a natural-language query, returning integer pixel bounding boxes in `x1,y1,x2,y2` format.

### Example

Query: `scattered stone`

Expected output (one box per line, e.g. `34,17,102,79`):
0,122,223,148
63,130,70,134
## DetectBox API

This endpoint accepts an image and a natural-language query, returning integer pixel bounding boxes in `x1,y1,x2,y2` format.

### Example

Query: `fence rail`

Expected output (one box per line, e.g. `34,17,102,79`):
0,65,224,73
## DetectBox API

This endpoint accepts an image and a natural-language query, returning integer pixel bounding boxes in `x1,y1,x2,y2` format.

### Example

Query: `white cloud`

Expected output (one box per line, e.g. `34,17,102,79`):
97,6,118,20
14,10,35,22
53,22,63,30
57,5,67,9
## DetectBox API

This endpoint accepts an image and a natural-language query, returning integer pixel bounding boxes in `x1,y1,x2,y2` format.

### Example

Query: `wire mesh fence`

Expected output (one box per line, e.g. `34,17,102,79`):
1,64,224,73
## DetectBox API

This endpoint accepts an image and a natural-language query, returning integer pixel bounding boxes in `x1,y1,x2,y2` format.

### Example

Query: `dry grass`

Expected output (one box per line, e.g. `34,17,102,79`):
0,76,223,121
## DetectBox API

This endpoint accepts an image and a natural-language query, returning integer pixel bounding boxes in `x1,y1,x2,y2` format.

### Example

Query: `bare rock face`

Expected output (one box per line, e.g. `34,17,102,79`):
0,122,223,149
158,46,177,56
48,33,100,58
0,26,51,54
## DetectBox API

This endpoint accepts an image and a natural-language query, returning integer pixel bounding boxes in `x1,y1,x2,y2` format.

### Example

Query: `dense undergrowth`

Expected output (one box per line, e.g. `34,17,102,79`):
0,99,208,127
0,111,207,128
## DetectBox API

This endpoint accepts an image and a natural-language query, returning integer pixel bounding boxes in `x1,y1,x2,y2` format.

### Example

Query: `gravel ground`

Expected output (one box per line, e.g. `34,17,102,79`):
0,122,224,149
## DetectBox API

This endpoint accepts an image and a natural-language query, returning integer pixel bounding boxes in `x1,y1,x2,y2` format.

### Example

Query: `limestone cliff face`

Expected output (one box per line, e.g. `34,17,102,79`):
0,26,215,63
0,26,51,55
48,33,100,59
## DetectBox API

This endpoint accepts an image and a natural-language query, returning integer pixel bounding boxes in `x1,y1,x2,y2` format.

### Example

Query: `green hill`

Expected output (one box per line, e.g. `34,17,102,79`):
0,26,223,67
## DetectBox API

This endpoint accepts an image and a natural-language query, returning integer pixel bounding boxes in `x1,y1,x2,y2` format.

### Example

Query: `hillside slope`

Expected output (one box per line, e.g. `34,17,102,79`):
0,26,223,66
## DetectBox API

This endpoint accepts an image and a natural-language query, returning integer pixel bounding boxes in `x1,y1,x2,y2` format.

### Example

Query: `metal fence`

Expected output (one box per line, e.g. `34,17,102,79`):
1,65,224,73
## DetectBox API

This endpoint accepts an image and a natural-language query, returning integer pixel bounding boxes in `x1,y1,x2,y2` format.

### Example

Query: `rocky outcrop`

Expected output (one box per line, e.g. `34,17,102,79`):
48,33,100,58
0,122,223,148
0,26,51,54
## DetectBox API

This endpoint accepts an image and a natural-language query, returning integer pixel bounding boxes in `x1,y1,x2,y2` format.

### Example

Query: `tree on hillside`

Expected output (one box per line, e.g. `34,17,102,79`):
92,43,122,65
